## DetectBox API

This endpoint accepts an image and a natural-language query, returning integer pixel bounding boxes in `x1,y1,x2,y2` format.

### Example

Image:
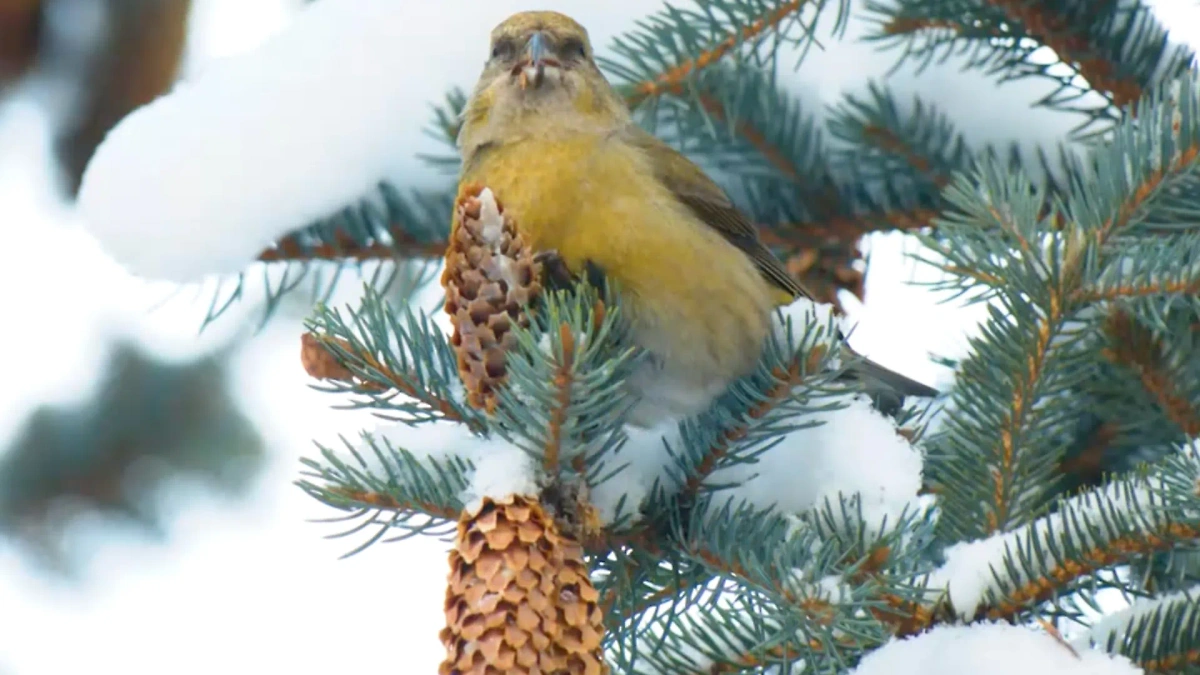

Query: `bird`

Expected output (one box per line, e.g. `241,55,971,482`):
453,10,936,426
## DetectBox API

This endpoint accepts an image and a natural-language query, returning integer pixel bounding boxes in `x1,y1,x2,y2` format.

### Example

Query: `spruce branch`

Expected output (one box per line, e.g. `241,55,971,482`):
680,351,824,499
209,186,453,327
644,65,886,301
324,486,463,522
672,310,842,503
918,449,1200,632
1101,309,1200,438
865,0,1195,136
828,84,1088,246
418,86,469,171
596,545,703,618
627,584,809,674
542,323,577,473
827,82,965,191
696,91,807,185
258,185,452,263
920,75,1200,538
661,67,934,253
1084,585,1200,672
842,545,939,637
963,517,1200,625
802,207,940,238
1057,420,1121,488
486,284,641,485
1074,233,1200,303
646,65,842,221
620,510,879,674
296,434,473,556
602,0,850,110
259,233,443,262
632,499,936,673
920,161,1080,538
303,285,483,431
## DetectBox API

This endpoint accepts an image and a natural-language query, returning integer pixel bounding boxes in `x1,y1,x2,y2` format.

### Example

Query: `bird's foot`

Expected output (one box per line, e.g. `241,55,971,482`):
582,260,607,295
534,249,575,292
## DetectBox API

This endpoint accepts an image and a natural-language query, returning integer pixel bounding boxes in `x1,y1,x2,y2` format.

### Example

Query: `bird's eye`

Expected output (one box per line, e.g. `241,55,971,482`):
562,38,586,59
491,39,514,59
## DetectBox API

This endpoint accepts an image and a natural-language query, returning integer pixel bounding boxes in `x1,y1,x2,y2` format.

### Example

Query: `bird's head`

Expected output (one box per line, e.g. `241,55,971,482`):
458,11,630,157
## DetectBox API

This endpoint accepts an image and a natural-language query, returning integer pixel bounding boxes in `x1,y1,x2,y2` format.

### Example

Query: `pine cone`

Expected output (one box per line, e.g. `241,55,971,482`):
442,185,543,412
440,495,608,675
299,332,355,382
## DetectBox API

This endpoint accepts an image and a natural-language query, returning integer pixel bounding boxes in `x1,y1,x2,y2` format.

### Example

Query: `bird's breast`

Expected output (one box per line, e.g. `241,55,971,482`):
460,135,777,404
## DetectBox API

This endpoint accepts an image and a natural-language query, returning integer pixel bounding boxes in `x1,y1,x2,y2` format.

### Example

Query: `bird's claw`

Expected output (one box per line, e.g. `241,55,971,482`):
534,250,576,291
582,260,607,294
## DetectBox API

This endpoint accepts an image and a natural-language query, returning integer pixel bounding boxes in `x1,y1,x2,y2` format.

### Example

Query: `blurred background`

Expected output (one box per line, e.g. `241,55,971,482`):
0,1,1196,673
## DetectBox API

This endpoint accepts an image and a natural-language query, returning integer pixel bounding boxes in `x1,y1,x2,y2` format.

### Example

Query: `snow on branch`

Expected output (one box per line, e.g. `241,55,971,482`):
78,0,421,282
923,447,1200,624
706,393,925,534
616,521,895,674
1076,584,1200,672
850,623,1140,675
683,299,926,536
298,417,541,554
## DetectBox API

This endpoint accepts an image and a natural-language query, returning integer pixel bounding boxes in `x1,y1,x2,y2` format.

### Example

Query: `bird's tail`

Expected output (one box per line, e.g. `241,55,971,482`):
840,348,939,416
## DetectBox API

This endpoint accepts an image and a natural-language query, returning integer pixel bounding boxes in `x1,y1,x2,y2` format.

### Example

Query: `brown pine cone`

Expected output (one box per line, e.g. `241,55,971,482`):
441,184,543,412
440,495,608,675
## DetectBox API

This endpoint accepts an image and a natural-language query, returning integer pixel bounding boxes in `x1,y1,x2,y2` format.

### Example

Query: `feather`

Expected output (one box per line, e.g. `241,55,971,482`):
618,124,808,301
620,124,939,402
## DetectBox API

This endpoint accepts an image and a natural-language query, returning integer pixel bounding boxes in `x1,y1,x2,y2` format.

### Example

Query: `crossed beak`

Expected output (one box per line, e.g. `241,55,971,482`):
518,31,551,90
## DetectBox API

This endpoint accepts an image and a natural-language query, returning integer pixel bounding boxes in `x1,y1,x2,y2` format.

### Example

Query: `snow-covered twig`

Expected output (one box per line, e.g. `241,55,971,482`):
1075,584,1200,672
79,0,424,282
925,448,1200,622
850,623,1141,675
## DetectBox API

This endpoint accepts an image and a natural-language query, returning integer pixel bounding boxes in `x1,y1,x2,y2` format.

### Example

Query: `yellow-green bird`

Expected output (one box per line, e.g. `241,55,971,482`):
455,10,936,426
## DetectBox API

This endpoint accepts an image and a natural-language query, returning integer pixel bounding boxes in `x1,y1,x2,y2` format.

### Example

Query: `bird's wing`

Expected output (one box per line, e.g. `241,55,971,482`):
618,124,808,300
619,125,940,402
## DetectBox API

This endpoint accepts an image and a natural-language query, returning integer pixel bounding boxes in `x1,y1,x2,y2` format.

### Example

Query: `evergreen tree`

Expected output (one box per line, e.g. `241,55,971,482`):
77,0,1200,671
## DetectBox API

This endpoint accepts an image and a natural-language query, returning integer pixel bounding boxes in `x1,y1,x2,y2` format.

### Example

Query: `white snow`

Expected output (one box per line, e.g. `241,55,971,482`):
705,394,925,530
626,577,784,675
925,474,1168,619
850,623,1142,675
773,296,843,349
347,418,492,475
78,0,425,283
476,188,504,245
1076,584,1200,650
457,444,539,515
472,187,527,300
588,419,687,525
346,419,537,515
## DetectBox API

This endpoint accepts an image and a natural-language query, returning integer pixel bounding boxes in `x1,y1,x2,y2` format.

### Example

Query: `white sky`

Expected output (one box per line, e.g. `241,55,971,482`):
0,1,1196,673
